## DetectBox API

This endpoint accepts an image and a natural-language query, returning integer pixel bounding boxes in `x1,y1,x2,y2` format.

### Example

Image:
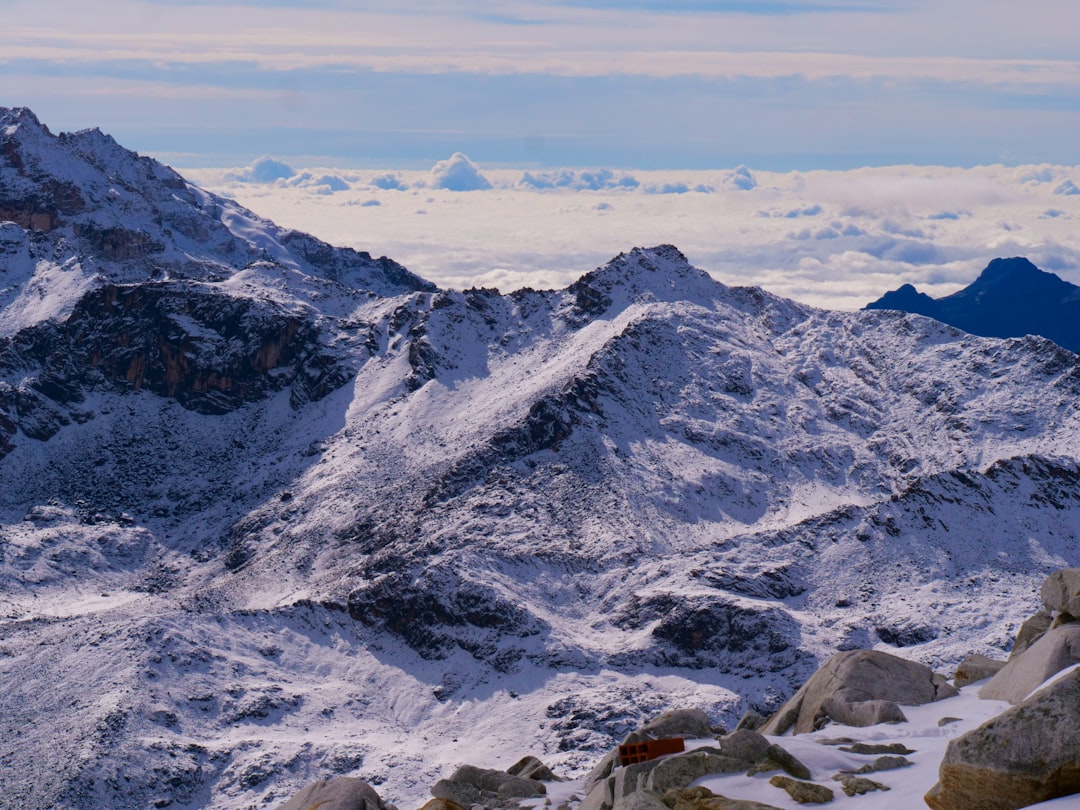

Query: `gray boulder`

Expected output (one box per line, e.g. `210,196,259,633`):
1040,568,1080,617
767,775,834,804
507,755,560,781
644,751,749,795
580,773,615,810
747,745,811,780
583,750,619,794
734,712,767,732
624,709,714,744
952,654,1006,687
978,623,1080,704
926,668,1080,810
830,774,889,797
761,650,957,735
616,791,670,810
1010,610,1052,660
715,730,770,764
430,764,546,806
275,777,385,810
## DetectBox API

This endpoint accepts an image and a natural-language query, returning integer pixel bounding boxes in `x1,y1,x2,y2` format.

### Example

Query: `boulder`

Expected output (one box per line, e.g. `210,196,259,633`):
507,755,559,781
624,709,714,744
275,777,385,810
850,755,912,774
753,745,811,780
1040,568,1080,617
926,668,1080,810
978,623,1080,704
644,751,749,795
767,775,834,804
615,790,670,810
580,774,615,810
837,742,913,755
662,786,784,810
734,712,767,732
952,654,1006,687
1010,610,1052,660
583,750,619,794
417,801,464,810
430,764,545,806
830,774,889,797
715,730,770,764
760,650,957,735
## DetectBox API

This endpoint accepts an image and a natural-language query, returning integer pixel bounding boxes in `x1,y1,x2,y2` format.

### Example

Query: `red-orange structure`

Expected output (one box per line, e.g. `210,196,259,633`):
617,737,686,765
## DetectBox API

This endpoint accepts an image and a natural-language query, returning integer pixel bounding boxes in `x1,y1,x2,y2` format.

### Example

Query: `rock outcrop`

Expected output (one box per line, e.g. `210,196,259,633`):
1041,568,1080,619
952,653,1006,687
275,777,387,810
430,764,546,808
760,649,957,735
926,668,1080,810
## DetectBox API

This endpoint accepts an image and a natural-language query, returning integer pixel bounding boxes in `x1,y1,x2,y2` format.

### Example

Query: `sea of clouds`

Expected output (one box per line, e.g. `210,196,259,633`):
185,156,1080,311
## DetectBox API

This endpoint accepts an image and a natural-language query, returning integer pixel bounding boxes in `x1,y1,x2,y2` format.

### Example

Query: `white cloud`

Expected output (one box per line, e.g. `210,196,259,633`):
519,169,639,191
723,166,757,191
371,173,407,191
425,153,492,191
182,162,1080,312
225,156,296,183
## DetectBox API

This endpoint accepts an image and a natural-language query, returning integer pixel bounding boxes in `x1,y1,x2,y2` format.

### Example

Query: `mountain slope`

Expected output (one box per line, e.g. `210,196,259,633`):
865,256,1080,353
0,111,1079,809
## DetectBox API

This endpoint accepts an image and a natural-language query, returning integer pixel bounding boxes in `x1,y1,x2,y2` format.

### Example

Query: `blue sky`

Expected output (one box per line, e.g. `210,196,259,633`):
2,0,1079,169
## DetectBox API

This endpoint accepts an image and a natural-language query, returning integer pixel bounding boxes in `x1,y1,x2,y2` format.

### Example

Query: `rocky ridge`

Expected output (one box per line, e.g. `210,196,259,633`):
0,110,1079,809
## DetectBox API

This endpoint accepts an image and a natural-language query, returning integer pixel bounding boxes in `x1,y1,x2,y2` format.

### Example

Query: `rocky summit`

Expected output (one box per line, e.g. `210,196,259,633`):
1,109,1080,809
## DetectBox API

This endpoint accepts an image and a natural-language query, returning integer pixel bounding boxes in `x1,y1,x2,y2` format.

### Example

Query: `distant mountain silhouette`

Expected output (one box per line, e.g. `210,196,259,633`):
865,257,1080,353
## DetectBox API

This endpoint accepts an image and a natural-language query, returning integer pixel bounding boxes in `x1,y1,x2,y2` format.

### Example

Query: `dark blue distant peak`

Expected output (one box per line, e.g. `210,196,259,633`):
863,257,1080,354
865,282,940,318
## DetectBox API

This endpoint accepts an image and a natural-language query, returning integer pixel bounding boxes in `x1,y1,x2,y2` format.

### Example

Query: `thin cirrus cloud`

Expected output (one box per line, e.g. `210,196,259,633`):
1,0,1079,168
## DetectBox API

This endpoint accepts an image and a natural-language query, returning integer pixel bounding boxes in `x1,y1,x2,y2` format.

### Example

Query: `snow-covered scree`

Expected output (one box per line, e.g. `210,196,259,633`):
1,108,1079,809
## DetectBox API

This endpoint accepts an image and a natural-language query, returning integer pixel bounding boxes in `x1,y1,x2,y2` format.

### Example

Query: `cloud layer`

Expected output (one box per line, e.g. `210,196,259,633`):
185,160,1080,312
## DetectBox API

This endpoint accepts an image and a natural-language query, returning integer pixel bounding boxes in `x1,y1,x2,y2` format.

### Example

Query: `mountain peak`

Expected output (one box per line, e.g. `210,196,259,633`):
864,256,1080,353
978,256,1042,279
0,106,435,306
0,106,49,135
865,282,940,319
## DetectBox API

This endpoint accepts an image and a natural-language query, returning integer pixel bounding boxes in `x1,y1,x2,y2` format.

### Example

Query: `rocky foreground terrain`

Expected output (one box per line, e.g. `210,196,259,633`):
1,108,1079,809
277,568,1080,810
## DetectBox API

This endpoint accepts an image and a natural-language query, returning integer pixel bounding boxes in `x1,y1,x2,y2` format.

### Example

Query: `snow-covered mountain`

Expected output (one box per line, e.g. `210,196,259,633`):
1,108,1079,810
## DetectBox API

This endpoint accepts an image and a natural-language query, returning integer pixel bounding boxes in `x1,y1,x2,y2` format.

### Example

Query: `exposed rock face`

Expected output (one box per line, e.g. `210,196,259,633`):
952,653,1006,687
0,282,341,418
275,777,386,810
978,623,1080,703
760,650,958,736
926,668,1080,810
